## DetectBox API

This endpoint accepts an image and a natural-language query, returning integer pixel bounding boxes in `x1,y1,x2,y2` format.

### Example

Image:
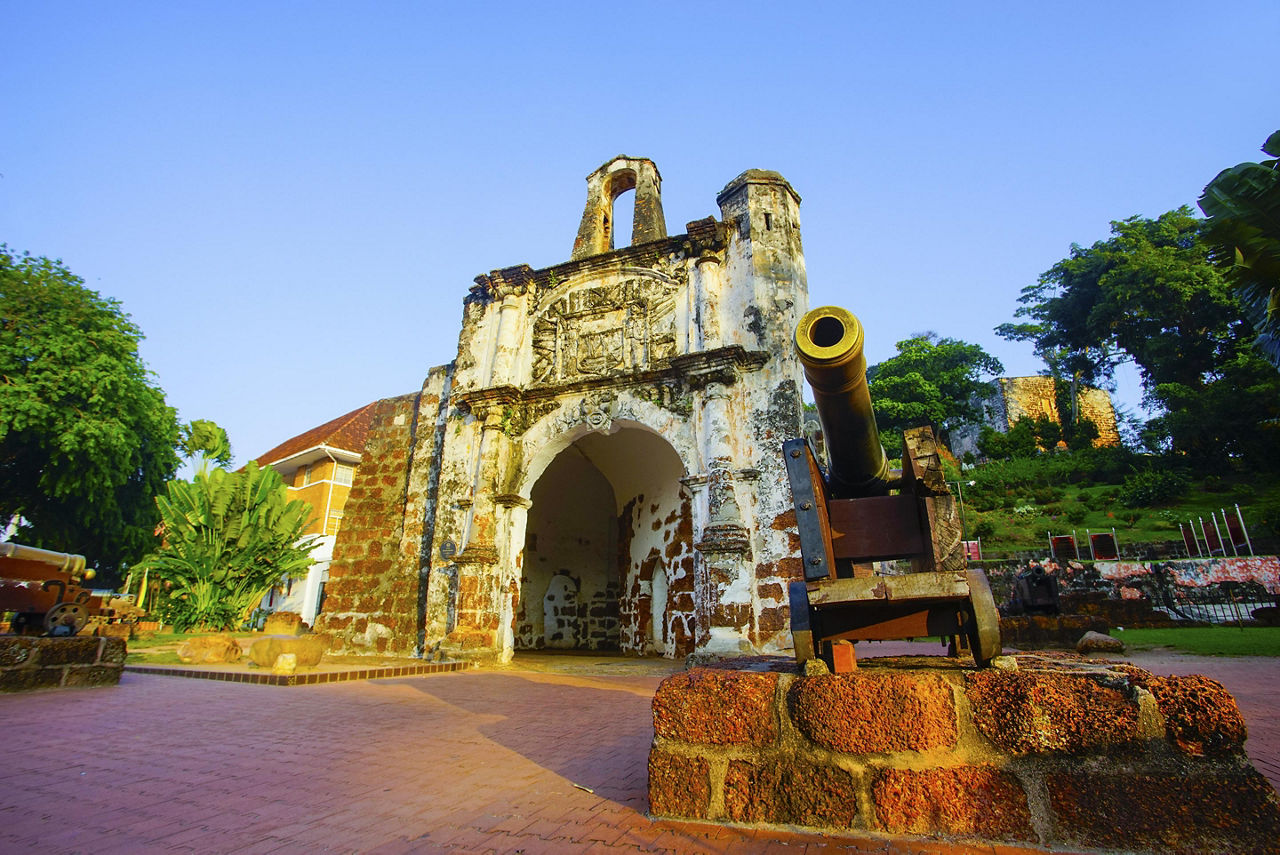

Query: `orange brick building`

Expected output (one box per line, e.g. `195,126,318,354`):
251,403,376,624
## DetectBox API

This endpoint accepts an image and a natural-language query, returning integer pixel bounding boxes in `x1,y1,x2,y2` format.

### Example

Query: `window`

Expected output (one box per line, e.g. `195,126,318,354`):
302,464,315,486
325,510,344,536
334,463,355,486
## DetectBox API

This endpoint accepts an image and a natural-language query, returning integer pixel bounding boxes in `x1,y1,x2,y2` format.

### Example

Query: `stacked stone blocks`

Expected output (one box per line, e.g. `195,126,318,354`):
316,393,423,655
0,636,126,692
649,654,1280,852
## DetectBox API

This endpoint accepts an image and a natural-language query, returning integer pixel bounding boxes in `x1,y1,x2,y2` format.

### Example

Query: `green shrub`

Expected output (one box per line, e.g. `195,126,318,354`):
1119,469,1188,507
965,483,1001,511
978,419,1039,460
1249,499,1280,537
1064,505,1089,525
1031,486,1065,505
1076,445,1141,483
971,519,997,541
1201,474,1227,493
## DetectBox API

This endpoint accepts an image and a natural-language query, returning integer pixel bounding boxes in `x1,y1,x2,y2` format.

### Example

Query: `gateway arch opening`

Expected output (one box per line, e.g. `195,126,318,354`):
517,426,688,655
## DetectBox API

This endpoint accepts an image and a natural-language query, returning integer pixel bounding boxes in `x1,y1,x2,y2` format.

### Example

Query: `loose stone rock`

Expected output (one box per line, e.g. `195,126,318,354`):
249,635,327,669
176,635,243,664
1077,630,1125,654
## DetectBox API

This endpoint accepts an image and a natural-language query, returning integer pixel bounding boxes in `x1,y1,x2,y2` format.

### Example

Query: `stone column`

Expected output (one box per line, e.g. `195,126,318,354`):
446,404,508,657
481,268,532,387
693,254,723,351
494,494,531,664
692,378,754,653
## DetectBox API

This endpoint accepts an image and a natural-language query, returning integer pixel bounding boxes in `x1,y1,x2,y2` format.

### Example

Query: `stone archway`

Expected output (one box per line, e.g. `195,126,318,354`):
516,425,690,655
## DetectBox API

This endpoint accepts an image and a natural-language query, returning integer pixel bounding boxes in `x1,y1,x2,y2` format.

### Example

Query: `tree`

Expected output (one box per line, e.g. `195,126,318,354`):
867,333,1004,456
996,211,1280,466
0,246,181,576
977,417,1038,460
1199,130,1280,368
138,462,318,631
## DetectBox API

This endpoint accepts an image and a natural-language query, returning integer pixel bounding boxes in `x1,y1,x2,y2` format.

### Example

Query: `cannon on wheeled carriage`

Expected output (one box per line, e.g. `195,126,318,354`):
784,306,1002,673
0,542,104,636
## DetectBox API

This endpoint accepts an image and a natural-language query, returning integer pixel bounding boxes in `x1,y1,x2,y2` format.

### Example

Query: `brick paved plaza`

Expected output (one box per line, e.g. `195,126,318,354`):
0,646,1276,854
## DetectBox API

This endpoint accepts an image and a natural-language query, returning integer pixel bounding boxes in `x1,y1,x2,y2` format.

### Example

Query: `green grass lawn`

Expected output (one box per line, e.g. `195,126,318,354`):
1114,626,1280,657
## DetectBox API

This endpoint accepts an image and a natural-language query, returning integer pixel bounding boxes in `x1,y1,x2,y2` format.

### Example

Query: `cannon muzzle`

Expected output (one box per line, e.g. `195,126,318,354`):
794,305,891,498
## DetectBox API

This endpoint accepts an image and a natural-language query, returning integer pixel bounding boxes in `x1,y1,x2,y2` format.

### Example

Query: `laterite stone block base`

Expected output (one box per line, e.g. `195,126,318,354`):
649,653,1280,853
0,636,126,692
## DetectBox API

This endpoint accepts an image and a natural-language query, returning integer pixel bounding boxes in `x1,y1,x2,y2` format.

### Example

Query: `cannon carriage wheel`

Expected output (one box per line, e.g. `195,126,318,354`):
965,569,1002,667
43,602,90,636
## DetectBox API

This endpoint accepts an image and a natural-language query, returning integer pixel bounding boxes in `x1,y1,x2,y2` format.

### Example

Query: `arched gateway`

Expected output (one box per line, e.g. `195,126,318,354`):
316,158,811,662
519,424,687,655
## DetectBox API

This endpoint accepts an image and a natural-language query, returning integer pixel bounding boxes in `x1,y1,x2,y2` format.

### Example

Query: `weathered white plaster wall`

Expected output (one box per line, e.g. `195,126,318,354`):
401,161,812,662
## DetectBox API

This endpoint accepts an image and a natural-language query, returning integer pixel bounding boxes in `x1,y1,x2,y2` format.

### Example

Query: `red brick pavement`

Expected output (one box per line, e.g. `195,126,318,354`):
0,646,1274,854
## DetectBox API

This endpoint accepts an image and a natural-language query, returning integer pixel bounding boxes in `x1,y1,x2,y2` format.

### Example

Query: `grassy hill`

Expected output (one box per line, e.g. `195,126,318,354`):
938,446,1280,557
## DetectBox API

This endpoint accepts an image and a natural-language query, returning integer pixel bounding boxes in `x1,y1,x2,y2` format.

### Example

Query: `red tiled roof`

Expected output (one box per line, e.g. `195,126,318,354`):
252,402,378,466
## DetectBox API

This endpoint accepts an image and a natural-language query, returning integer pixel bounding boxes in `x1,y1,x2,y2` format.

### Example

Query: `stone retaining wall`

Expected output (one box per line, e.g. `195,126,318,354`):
0,636,127,692
649,654,1280,852
1000,614,1110,648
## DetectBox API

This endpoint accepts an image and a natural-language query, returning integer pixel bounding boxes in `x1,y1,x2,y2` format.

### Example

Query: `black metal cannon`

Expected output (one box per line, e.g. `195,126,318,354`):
784,306,1002,672
1006,562,1061,616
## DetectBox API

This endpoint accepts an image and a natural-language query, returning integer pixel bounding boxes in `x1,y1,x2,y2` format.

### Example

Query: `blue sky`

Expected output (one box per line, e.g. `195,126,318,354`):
5,1,1277,466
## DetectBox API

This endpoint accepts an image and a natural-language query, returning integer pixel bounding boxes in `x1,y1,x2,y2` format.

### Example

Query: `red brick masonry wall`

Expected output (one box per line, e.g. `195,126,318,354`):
649,653,1280,852
0,636,127,692
316,393,422,655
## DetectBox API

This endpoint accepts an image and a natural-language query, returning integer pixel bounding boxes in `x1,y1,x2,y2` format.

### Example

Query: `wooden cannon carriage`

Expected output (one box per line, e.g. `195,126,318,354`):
784,306,1001,673
0,542,103,636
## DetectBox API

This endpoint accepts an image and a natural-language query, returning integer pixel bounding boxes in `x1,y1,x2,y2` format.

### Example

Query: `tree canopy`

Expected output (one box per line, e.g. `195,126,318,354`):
867,333,1004,456
0,246,181,574
1199,129,1280,368
996,211,1280,466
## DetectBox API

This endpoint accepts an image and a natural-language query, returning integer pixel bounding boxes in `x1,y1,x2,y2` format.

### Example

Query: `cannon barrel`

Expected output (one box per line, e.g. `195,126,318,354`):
794,305,891,498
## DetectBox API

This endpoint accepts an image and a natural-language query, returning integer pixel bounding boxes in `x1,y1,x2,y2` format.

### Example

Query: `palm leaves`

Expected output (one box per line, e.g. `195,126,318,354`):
138,462,318,630
1199,130,1280,368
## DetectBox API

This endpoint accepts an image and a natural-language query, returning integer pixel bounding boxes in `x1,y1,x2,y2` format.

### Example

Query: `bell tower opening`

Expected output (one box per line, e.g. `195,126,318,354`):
610,187,636,251
516,425,688,655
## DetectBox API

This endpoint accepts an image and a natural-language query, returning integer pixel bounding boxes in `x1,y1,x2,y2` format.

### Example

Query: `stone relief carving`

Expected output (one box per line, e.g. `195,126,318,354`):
500,400,560,438
531,273,682,385
552,391,641,435
635,379,692,417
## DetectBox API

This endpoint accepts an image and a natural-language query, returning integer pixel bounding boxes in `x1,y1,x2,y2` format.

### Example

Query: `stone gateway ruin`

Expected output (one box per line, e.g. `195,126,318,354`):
316,157,812,661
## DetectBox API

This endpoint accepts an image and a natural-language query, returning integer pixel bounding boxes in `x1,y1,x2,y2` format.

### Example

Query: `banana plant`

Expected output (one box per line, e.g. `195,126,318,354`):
1199,130,1280,368
138,462,318,631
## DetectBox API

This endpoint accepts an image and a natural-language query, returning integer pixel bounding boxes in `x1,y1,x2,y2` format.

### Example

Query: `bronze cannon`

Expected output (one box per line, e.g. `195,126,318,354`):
784,306,1002,671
